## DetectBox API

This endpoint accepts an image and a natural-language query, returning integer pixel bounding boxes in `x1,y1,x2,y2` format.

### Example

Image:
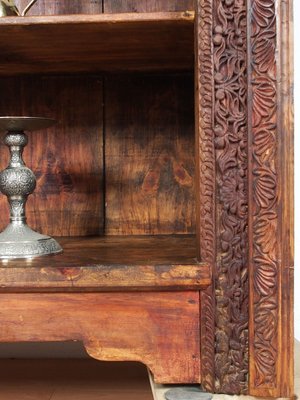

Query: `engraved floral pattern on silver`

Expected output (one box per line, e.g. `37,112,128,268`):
0,117,62,259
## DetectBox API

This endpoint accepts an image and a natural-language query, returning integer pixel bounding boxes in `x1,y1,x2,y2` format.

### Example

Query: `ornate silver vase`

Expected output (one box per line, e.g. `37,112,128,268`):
0,116,62,259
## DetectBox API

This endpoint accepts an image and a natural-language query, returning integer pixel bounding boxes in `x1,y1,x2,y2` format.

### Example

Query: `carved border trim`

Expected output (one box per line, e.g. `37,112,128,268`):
248,0,294,397
197,0,248,394
248,0,279,394
213,0,248,394
197,0,293,396
195,0,215,391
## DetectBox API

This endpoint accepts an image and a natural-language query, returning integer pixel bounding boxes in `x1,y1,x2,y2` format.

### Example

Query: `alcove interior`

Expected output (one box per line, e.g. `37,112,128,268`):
0,342,153,399
0,0,199,267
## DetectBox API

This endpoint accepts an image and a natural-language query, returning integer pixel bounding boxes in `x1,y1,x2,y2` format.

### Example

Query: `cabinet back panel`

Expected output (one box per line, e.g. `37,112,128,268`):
105,74,195,235
15,0,103,15
16,0,194,15
0,73,194,236
104,0,194,12
0,75,104,236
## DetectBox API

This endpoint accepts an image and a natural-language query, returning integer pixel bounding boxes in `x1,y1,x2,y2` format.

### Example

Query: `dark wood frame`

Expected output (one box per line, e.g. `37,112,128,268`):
196,0,294,396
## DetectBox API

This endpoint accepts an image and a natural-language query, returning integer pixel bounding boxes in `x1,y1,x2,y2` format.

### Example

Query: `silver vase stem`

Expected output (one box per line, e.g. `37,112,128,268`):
1,131,36,226
0,120,62,259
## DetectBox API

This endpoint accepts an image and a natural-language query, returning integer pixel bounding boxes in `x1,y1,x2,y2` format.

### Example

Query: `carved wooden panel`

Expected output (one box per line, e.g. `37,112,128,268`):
195,0,215,393
248,0,294,397
196,0,293,397
196,0,248,394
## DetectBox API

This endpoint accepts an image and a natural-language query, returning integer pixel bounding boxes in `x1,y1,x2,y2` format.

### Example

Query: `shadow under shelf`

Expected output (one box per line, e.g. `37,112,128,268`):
0,235,211,292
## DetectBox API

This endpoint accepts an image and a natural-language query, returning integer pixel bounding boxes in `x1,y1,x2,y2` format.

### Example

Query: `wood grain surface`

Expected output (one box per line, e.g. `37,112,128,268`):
105,74,195,235
0,235,211,292
16,0,103,15
0,75,104,236
16,0,195,15
0,292,201,384
0,13,194,75
248,0,294,397
104,0,194,13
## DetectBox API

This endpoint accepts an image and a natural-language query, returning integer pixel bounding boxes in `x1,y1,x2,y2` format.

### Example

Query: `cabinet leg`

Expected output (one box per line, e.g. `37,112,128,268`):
148,369,213,400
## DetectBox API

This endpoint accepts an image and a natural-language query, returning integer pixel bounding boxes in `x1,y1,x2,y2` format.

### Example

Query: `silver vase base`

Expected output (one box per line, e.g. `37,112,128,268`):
0,222,62,259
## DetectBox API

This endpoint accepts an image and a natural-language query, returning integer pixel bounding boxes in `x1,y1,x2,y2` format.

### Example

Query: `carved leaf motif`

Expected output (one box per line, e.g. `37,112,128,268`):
253,31,276,74
252,0,275,29
253,124,275,160
252,79,276,127
196,1,216,392
254,258,277,296
254,211,277,256
253,168,276,208
250,0,279,390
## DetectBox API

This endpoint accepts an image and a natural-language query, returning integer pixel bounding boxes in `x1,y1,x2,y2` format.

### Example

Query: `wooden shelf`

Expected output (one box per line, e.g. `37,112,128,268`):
0,12,194,75
0,235,210,292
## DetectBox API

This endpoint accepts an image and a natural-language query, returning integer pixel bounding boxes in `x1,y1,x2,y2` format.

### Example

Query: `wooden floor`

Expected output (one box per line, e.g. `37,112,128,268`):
0,359,153,400
1,341,299,399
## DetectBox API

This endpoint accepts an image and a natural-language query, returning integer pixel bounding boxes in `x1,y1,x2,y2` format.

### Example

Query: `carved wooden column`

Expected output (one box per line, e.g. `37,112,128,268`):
196,0,293,396
248,0,294,397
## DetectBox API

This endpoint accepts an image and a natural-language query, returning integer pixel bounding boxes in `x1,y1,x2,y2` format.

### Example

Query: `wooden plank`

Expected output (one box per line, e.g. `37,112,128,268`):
15,0,103,15
0,236,211,292
0,13,194,75
0,75,104,236
0,292,201,384
104,0,194,13
105,74,195,235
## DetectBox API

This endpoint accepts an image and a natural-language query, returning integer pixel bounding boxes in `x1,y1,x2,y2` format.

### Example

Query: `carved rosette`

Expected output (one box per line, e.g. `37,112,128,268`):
248,0,280,395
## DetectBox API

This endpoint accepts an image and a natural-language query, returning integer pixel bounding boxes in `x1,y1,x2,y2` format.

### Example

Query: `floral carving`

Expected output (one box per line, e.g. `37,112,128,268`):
197,0,249,394
249,0,279,391
213,0,248,394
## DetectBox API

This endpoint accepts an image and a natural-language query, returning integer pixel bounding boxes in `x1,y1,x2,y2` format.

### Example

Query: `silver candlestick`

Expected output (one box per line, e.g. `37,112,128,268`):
0,117,62,259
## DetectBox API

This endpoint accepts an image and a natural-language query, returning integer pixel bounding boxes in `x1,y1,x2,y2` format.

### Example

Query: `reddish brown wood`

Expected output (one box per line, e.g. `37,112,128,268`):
0,235,211,292
0,13,194,75
195,0,249,394
248,0,294,397
194,1,216,394
0,292,201,384
0,0,294,397
0,75,104,236
105,74,195,235
104,0,194,13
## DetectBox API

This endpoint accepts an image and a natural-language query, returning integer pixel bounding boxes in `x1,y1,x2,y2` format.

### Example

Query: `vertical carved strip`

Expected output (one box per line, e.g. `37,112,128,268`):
213,0,248,394
248,0,279,396
195,0,215,392
248,0,293,397
196,0,249,394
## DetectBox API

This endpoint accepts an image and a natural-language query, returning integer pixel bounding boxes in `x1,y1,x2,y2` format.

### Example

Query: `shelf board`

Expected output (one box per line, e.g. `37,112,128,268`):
0,12,194,75
0,235,210,292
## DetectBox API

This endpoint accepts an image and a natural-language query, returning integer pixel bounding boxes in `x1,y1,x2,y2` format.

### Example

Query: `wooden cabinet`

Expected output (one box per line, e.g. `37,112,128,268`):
0,0,294,397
